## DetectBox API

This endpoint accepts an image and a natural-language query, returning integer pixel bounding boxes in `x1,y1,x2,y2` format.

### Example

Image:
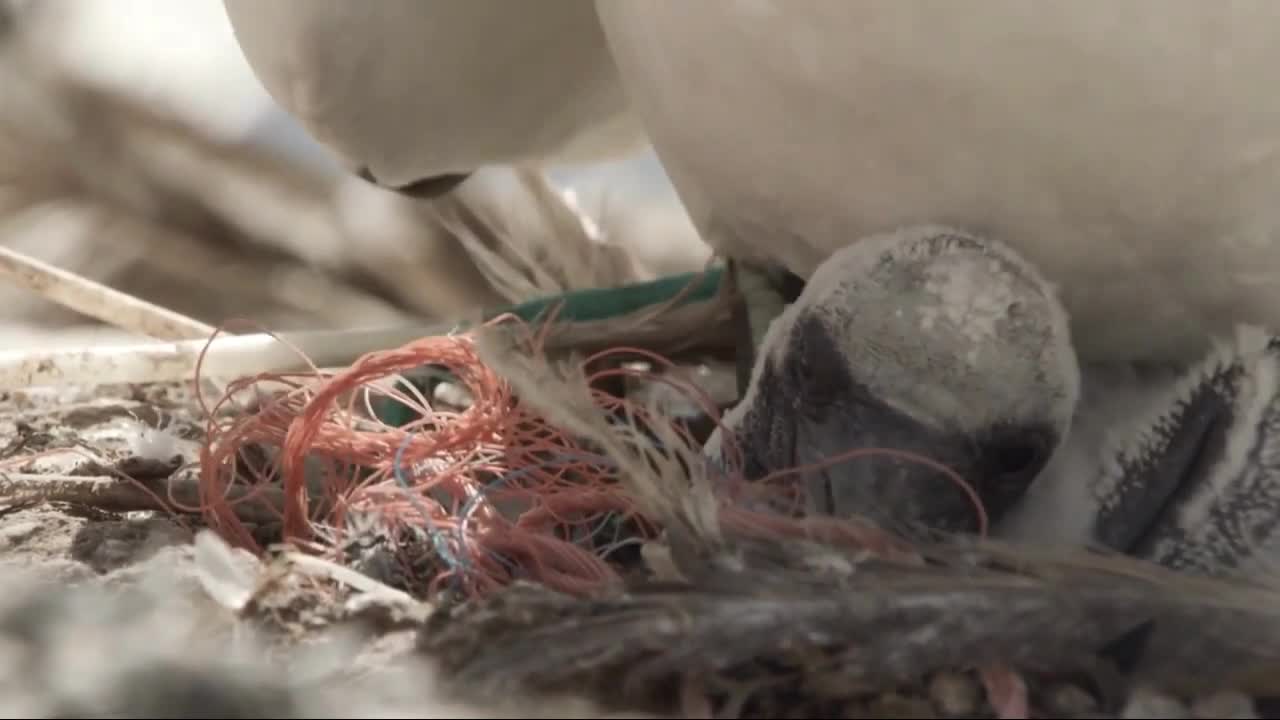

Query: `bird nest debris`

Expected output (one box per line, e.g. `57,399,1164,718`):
6,313,1279,718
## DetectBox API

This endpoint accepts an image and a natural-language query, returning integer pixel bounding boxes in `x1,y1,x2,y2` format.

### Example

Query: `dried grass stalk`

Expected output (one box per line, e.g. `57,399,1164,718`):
0,243,214,340
0,470,284,525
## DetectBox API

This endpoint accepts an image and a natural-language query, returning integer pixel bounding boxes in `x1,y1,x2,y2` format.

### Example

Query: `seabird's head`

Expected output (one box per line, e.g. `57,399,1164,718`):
714,226,1081,536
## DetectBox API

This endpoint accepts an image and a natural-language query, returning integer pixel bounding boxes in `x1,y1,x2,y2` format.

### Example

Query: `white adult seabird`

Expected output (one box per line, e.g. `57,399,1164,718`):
220,1,1280,576
223,0,1280,367
590,1,1280,368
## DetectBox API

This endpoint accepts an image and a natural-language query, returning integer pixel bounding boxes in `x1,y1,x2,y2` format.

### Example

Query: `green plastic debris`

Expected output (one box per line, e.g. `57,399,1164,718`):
491,267,723,325
373,268,725,427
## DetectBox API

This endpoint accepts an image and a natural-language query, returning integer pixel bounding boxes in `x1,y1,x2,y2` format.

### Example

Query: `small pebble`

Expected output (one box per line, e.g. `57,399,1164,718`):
928,671,979,716
1042,682,1099,716
1191,691,1259,719
432,381,474,409
0,521,39,547
1123,688,1190,719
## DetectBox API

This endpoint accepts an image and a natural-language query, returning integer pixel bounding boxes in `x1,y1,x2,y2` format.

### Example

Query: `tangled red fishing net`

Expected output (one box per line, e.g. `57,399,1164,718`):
180,314,699,598
183,312,987,601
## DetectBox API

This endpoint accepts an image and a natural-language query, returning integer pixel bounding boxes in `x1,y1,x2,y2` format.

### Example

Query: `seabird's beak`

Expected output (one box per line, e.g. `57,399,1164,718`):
357,167,473,200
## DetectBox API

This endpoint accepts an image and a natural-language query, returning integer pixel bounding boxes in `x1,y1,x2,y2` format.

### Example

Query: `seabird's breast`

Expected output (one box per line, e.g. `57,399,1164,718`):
595,0,1280,365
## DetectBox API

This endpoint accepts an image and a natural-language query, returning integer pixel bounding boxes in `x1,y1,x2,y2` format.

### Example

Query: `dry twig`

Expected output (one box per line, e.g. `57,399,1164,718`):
0,471,283,525
0,243,214,340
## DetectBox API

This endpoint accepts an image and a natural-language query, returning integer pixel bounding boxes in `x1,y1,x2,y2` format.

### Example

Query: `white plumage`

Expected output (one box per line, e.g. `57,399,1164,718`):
226,0,1280,366
593,0,1280,366
221,0,643,187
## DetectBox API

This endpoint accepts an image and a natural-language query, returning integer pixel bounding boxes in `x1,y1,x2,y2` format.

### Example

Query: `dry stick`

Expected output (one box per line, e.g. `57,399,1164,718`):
0,471,284,525
281,551,423,610
0,288,734,391
0,324,455,390
0,243,215,341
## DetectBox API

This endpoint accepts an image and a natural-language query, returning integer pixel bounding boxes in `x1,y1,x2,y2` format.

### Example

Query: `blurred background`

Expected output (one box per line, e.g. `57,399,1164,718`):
0,0,708,348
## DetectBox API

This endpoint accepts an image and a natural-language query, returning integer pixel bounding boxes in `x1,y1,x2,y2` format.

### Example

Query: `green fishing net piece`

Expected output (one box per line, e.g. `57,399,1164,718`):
371,269,725,428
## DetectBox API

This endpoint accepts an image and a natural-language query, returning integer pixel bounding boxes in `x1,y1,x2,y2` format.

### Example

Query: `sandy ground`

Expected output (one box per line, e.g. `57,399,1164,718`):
0,379,592,717
0,380,208,584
